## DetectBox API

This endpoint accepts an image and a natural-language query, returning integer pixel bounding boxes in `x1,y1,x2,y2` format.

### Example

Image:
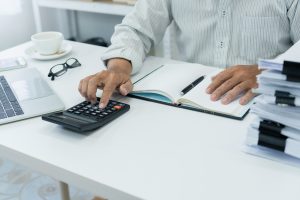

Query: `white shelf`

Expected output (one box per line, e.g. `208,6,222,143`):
36,0,134,16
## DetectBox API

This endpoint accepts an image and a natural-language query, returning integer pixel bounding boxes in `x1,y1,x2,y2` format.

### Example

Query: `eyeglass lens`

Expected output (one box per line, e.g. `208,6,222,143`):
66,58,81,68
51,64,67,76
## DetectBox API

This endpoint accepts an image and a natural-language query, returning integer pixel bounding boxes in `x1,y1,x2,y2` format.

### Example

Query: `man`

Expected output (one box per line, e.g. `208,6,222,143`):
78,0,300,108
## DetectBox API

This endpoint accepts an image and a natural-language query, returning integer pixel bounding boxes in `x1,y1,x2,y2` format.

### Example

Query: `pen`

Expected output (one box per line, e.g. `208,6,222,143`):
180,76,205,95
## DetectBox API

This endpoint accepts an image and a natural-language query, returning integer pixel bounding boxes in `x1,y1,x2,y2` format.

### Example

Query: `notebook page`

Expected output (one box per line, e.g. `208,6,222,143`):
179,71,250,117
132,63,214,103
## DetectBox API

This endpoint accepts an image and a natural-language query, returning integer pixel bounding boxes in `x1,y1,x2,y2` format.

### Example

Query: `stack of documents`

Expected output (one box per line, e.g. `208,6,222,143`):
245,40,300,167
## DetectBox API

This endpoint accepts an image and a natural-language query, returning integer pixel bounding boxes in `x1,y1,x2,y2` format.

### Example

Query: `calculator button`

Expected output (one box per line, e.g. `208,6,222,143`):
81,102,89,106
113,105,122,110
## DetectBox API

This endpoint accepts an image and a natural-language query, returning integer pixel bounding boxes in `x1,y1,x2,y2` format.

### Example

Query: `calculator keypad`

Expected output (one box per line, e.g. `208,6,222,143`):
66,100,124,120
42,98,129,132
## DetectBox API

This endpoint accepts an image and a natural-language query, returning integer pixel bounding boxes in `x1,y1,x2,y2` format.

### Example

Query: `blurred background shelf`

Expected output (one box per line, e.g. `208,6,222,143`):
32,0,134,43
35,0,134,17
32,0,172,59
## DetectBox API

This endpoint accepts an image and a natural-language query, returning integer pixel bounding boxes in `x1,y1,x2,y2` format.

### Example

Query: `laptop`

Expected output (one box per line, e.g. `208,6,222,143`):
0,67,64,124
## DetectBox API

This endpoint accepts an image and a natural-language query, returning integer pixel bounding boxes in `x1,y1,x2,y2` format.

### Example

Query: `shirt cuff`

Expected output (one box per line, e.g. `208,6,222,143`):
101,47,142,75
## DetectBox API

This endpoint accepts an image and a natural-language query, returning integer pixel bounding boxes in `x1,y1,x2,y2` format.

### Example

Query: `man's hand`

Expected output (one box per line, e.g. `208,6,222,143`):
206,65,261,105
78,58,133,108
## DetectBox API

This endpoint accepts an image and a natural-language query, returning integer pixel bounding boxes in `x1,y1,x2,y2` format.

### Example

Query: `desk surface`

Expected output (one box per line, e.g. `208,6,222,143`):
0,41,300,200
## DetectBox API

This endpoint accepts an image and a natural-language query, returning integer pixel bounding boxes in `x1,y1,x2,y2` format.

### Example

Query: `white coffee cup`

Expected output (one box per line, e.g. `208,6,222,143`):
31,32,64,55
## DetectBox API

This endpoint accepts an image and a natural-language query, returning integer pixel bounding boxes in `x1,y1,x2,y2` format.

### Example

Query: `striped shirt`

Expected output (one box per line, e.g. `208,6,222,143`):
101,0,300,74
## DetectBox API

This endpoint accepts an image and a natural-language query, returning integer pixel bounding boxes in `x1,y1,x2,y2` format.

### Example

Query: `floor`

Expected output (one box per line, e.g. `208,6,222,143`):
0,158,93,200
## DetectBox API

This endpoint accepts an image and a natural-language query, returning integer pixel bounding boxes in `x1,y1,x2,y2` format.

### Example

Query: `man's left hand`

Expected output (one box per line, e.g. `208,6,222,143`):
206,65,261,105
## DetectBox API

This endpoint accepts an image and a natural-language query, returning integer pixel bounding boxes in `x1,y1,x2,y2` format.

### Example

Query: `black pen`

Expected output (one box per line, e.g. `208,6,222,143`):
180,76,205,95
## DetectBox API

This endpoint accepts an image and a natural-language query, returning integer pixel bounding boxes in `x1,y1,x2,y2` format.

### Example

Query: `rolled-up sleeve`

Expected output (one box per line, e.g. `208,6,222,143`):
101,0,172,74
288,0,300,43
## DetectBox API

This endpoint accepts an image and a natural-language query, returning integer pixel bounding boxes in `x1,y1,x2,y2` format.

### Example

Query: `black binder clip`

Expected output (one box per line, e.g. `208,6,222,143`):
258,120,287,152
275,90,296,106
283,61,300,82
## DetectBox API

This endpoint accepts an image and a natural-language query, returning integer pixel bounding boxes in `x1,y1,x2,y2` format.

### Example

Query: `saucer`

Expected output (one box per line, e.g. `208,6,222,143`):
25,43,72,60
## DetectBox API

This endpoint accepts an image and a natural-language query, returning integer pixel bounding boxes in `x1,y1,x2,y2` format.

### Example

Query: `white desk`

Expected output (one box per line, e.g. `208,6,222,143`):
1,41,300,200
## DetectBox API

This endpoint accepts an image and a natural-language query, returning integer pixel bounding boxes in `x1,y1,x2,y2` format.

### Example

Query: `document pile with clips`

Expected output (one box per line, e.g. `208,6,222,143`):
244,40,300,167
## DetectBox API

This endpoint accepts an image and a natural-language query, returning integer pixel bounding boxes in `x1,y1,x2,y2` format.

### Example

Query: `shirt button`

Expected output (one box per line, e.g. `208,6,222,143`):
218,41,224,48
222,10,226,17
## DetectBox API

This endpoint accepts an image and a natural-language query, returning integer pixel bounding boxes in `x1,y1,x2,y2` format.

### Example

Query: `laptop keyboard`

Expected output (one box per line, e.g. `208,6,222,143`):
0,76,24,119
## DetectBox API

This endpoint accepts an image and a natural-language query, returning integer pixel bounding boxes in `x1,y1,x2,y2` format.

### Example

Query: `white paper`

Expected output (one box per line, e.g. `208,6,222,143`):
250,117,300,141
251,100,300,130
246,126,300,160
258,40,300,71
253,83,300,96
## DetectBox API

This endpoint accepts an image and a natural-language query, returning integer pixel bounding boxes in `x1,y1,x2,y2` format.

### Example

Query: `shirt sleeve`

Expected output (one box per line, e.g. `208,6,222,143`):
101,0,172,74
288,0,300,43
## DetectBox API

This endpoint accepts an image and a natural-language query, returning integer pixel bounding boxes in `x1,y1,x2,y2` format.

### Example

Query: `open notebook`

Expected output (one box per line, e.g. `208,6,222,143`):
129,63,250,119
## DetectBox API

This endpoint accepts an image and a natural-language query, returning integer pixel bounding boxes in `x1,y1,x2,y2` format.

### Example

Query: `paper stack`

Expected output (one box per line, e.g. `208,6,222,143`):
245,40,300,166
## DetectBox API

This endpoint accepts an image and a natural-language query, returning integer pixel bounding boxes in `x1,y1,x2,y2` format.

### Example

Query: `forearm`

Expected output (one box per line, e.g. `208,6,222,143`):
101,0,172,74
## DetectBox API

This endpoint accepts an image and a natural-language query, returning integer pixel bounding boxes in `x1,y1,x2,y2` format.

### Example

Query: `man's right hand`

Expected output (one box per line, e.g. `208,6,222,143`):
78,58,133,108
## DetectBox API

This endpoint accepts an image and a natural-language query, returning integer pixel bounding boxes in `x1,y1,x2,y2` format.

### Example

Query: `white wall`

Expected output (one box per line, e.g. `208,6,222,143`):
0,0,36,51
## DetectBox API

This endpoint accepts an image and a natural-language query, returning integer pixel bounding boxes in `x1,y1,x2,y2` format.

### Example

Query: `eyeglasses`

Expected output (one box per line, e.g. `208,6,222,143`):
48,58,81,81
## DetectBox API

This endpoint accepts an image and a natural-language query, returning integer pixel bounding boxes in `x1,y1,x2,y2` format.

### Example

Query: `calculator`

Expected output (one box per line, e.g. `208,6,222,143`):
42,98,130,132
